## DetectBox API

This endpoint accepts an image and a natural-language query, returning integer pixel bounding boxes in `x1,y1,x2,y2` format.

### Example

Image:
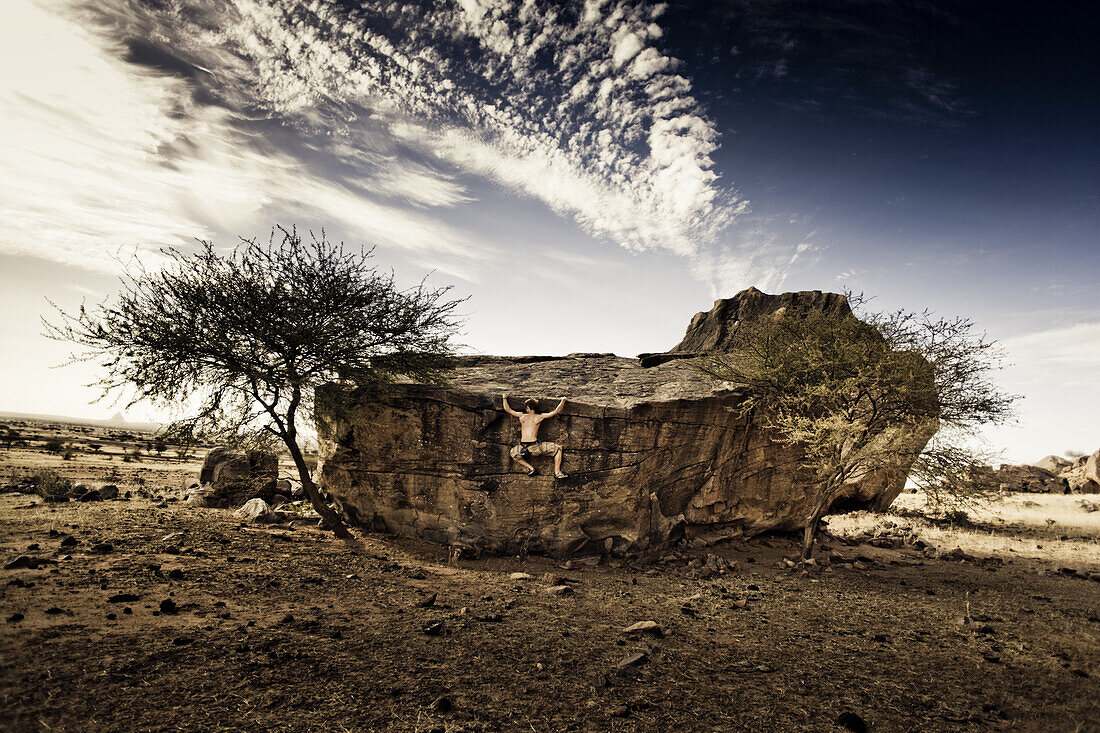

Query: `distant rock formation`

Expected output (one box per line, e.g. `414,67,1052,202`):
316,288,935,557
989,449,1100,494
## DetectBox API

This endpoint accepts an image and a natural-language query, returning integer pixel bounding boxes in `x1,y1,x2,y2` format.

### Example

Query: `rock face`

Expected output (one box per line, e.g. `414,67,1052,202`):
194,447,279,507
316,288,934,557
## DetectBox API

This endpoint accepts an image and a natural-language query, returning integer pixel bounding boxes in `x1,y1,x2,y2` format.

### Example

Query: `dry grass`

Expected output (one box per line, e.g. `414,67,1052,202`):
828,491,1100,570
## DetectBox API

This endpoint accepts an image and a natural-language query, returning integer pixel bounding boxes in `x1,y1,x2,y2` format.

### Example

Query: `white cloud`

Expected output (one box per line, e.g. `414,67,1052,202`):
2,0,797,291
0,0,485,279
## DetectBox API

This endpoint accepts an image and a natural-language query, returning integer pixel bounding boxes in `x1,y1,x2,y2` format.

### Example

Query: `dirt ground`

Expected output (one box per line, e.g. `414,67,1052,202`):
1,424,1099,732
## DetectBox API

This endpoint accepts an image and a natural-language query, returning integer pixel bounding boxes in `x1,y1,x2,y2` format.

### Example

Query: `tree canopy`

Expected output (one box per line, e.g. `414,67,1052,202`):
46,226,465,536
696,295,1016,559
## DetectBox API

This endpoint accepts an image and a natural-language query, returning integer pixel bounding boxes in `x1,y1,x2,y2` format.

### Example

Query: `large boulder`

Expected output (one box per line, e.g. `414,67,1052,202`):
316,288,935,557
195,447,279,507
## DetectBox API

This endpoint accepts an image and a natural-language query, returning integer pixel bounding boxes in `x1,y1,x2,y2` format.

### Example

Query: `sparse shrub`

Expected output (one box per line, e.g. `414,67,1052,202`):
1,427,20,449
62,448,75,460
29,469,72,499
44,438,66,454
944,509,972,526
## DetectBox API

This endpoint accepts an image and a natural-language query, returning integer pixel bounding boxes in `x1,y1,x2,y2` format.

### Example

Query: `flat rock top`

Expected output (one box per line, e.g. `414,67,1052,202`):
439,354,737,408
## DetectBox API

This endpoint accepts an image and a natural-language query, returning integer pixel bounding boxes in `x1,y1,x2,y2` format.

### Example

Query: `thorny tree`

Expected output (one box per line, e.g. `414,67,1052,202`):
696,295,1016,560
46,227,464,538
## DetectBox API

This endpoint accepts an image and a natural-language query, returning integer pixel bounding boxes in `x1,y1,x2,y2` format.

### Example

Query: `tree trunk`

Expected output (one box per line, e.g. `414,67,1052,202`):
284,437,350,539
800,513,821,561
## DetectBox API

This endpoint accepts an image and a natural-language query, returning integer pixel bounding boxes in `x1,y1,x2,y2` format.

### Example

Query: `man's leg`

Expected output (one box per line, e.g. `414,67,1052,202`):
553,446,568,478
514,456,536,475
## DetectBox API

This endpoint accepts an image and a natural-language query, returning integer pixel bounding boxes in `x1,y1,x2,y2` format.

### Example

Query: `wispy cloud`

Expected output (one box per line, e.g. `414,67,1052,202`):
2,0,802,290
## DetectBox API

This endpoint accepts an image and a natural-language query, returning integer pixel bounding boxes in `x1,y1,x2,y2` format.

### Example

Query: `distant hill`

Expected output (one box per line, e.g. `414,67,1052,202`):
0,410,162,433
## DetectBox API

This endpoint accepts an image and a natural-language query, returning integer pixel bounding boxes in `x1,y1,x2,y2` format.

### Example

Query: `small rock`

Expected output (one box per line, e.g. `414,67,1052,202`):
622,620,664,638
98,484,119,500
422,620,445,636
546,585,574,596
167,569,184,581
26,543,39,551
7,613,24,623
159,598,179,615
44,607,65,615
430,695,453,713
173,636,193,646
615,651,649,671
60,536,78,548
836,711,869,733
106,613,117,620
78,490,102,502
108,593,140,603
415,593,438,608
509,572,535,580
234,498,278,524
732,598,748,609
4,555,37,570
90,543,114,554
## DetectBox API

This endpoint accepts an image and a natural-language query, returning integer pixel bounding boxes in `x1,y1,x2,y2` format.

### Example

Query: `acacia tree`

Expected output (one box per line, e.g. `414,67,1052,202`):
696,296,1015,560
46,226,464,538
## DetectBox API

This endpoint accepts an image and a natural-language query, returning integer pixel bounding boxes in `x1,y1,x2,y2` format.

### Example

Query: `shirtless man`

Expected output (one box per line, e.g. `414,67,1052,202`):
502,395,568,478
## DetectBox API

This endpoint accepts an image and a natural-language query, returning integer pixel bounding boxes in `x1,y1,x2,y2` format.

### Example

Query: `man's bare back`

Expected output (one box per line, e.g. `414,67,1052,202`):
502,395,568,478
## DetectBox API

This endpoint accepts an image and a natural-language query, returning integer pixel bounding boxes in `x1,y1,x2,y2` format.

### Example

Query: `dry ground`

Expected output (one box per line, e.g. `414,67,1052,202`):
1,427,1098,732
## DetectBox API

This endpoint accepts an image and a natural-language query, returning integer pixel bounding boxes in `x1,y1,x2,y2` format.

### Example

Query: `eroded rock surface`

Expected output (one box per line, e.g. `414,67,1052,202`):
317,288,932,557
192,447,279,507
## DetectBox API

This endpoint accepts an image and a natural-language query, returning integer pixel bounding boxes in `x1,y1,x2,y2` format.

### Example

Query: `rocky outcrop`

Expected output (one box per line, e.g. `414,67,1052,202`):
316,288,935,557
191,447,279,507
990,450,1100,494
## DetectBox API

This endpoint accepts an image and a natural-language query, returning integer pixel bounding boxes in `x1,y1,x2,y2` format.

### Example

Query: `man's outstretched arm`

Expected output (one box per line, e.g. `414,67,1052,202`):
502,394,522,416
546,397,566,417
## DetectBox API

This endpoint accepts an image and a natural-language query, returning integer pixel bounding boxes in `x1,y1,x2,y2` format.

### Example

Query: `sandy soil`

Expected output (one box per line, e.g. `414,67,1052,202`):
1,426,1099,732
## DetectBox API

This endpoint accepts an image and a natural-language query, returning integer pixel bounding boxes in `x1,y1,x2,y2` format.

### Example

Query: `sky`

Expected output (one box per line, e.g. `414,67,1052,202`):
1,0,1097,463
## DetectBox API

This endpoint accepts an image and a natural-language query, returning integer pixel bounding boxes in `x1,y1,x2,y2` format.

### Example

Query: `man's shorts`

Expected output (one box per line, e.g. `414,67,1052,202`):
510,441,560,459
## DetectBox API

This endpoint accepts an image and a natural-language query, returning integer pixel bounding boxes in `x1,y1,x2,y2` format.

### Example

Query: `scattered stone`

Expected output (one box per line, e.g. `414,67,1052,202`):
159,598,179,615
622,620,664,638
7,613,24,623
4,555,38,570
60,536,78,548
545,585,574,596
173,636,193,646
615,651,649,672
98,484,119,500
416,593,438,608
509,572,535,580
732,598,748,609
280,613,295,624
422,620,445,636
78,489,102,502
836,711,869,733
167,569,185,581
44,607,65,615
106,613,117,620
123,607,132,615
430,695,453,713
108,593,140,603
234,498,279,524
90,543,114,554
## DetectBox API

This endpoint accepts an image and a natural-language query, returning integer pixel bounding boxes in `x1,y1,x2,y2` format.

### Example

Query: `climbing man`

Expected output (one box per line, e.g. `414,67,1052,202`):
502,395,568,479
